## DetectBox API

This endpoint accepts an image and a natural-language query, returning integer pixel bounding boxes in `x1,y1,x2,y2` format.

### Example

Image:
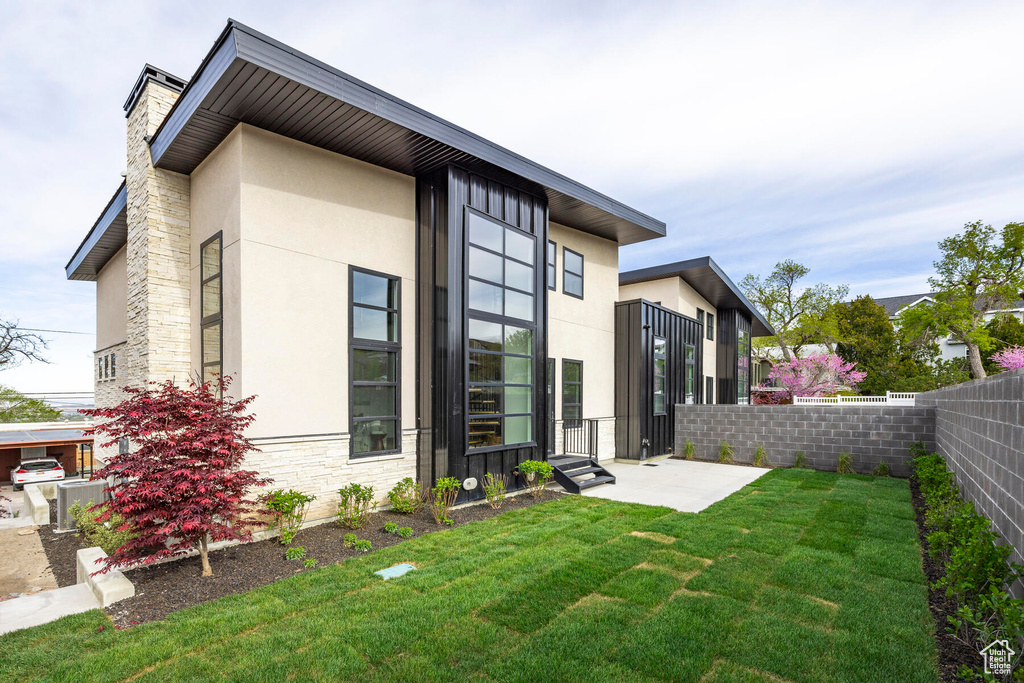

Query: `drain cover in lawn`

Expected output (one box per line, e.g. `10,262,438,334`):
374,563,417,580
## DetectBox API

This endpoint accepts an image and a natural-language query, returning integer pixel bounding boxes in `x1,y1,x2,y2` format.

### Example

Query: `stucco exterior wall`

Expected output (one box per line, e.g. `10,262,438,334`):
96,246,127,351
548,222,617,419
234,125,417,439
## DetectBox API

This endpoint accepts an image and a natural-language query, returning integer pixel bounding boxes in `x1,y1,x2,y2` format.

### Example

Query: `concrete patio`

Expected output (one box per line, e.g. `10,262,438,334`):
582,458,769,511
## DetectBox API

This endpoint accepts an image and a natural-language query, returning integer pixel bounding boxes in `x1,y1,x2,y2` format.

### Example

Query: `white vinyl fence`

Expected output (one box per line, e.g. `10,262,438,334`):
793,392,917,407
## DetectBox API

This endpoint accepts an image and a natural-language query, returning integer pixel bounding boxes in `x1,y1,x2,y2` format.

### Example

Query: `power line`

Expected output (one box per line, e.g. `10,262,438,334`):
16,327,92,336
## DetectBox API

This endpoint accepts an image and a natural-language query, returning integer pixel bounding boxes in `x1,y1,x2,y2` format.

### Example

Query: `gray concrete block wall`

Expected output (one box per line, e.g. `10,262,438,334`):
918,369,1024,565
674,404,936,477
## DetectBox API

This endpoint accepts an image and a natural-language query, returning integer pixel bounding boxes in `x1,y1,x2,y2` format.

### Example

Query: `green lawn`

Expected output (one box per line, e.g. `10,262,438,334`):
0,469,937,682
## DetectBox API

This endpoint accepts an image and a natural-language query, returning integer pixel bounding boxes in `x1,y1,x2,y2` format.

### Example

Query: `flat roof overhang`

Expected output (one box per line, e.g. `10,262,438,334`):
620,256,775,337
66,20,666,281
65,182,127,281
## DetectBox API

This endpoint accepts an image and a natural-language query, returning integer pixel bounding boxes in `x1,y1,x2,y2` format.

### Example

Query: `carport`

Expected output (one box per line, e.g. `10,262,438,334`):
0,423,94,483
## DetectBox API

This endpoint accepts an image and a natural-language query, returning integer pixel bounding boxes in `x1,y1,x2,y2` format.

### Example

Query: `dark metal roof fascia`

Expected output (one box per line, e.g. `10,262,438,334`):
64,182,128,281
619,256,775,337
147,19,665,243
123,64,187,118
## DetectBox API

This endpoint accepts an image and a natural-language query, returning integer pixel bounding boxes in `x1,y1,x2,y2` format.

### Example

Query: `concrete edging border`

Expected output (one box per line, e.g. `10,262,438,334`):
76,547,134,607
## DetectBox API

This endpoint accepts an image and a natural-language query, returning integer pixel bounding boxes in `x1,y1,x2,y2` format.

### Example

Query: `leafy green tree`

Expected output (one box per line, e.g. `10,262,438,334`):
0,385,61,423
982,314,1024,375
900,221,1024,379
741,260,848,361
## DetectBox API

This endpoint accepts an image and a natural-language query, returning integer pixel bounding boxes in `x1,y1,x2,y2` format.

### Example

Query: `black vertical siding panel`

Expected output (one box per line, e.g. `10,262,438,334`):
487,180,504,219
415,176,435,485
469,174,488,211
504,188,519,228
518,195,533,235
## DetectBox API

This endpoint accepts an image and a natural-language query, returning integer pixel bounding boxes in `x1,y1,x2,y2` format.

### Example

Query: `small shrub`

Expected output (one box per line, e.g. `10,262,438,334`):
397,526,413,539
285,546,307,561
719,441,733,464
429,477,461,525
343,533,358,548
837,451,854,474
482,472,507,509
384,520,399,534
337,483,376,529
263,488,316,546
68,501,138,556
387,478,423,514
793,451,807,468
516,460,554,498
303,558,317,569
871,461,890,477
684,439,695,460
753,444,768,467
354,539,372,553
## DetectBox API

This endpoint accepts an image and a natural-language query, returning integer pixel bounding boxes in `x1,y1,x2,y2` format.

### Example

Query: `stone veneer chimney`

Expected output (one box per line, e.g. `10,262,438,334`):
123,66,192,390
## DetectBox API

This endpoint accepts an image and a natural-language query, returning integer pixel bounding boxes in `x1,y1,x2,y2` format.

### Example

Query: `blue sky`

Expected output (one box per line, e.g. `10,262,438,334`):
1,1,1023,393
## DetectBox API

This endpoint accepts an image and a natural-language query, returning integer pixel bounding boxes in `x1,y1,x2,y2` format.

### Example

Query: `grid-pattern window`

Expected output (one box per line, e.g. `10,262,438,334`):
706,376,714,404
706,312,715,341
737,328,751,405
562,360,583,420
350,268,401,456
653,337,667,415
563,247,583,299
466,210,537,450
98,352,117,381
685,345,696,404
201,234,223,385
547,241,556,291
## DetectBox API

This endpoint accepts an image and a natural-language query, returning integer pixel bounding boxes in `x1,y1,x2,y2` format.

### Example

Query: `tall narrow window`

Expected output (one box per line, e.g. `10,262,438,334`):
562,360,583,421
466,209,537,450
547,241,557,291
97,358,103,381
350,267,401,456
653,337,667,415
737,328,751,405
684,345,696,404
200,233,223,384
706,376,714,404
546,358,555,454
696,309,705,328
563,247,584,299
706,312,715,341
110,352,116,378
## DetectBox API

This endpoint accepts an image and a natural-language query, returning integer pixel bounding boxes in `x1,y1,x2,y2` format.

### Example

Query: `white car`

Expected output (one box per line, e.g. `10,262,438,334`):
12,458,65,491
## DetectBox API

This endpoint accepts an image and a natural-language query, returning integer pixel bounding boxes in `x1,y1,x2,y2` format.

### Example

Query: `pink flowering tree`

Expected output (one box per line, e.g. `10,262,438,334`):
768,353,867,399
991,345,1024,372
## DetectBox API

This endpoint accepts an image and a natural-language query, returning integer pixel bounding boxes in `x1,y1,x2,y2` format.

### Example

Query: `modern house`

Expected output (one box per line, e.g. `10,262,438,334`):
66,20,769,511
876,293,1024,362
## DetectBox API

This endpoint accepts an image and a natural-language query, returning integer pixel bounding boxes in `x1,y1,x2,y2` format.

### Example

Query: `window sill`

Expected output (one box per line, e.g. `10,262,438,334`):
347,451,407,465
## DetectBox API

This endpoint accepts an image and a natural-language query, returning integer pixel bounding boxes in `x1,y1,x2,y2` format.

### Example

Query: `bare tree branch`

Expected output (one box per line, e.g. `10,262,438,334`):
0,318,50,370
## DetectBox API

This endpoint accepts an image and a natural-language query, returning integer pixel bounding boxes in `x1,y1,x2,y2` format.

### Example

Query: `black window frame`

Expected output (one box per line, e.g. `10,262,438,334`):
547,240,557,291
200,232,224,387
546,357,555,455
562,246,584,300
349,265,402,458
464,207,538,453
653,336,667,416
562,359,583,421
707,312,715,341
696,309,705,328
684,344,696,404
706,376,714,404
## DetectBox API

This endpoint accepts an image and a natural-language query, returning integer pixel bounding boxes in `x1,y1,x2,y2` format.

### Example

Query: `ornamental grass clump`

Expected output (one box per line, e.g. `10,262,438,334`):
81,376,270,577
337,483,375,529
429,477,461,525
793,451,807,468
719,441,733,464
684,439,696,460
516,460,554,498
482,472,507,509
871,461,890,477
387,477,424,514
753,444,768,467
263,488,316,546
837,451,854,474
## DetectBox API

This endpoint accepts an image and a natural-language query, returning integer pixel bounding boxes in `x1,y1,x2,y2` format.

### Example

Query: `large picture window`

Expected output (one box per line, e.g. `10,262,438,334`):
653,337,667,415
200,233,222,385
563,247,584,299
466,209,537,451
562,359,583,421
350,267,401,456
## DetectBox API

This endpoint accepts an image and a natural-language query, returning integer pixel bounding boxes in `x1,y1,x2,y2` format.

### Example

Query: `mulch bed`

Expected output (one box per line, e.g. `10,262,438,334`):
909,475,981,682
38,500,82,588
40,491,564,628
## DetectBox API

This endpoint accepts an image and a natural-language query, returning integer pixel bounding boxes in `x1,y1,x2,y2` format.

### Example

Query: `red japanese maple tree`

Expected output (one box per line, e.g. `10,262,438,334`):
83,376,271,577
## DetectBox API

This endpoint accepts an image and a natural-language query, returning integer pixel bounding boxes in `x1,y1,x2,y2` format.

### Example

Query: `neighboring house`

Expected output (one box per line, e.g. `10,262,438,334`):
65,20,768,511
875,293,1024,362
